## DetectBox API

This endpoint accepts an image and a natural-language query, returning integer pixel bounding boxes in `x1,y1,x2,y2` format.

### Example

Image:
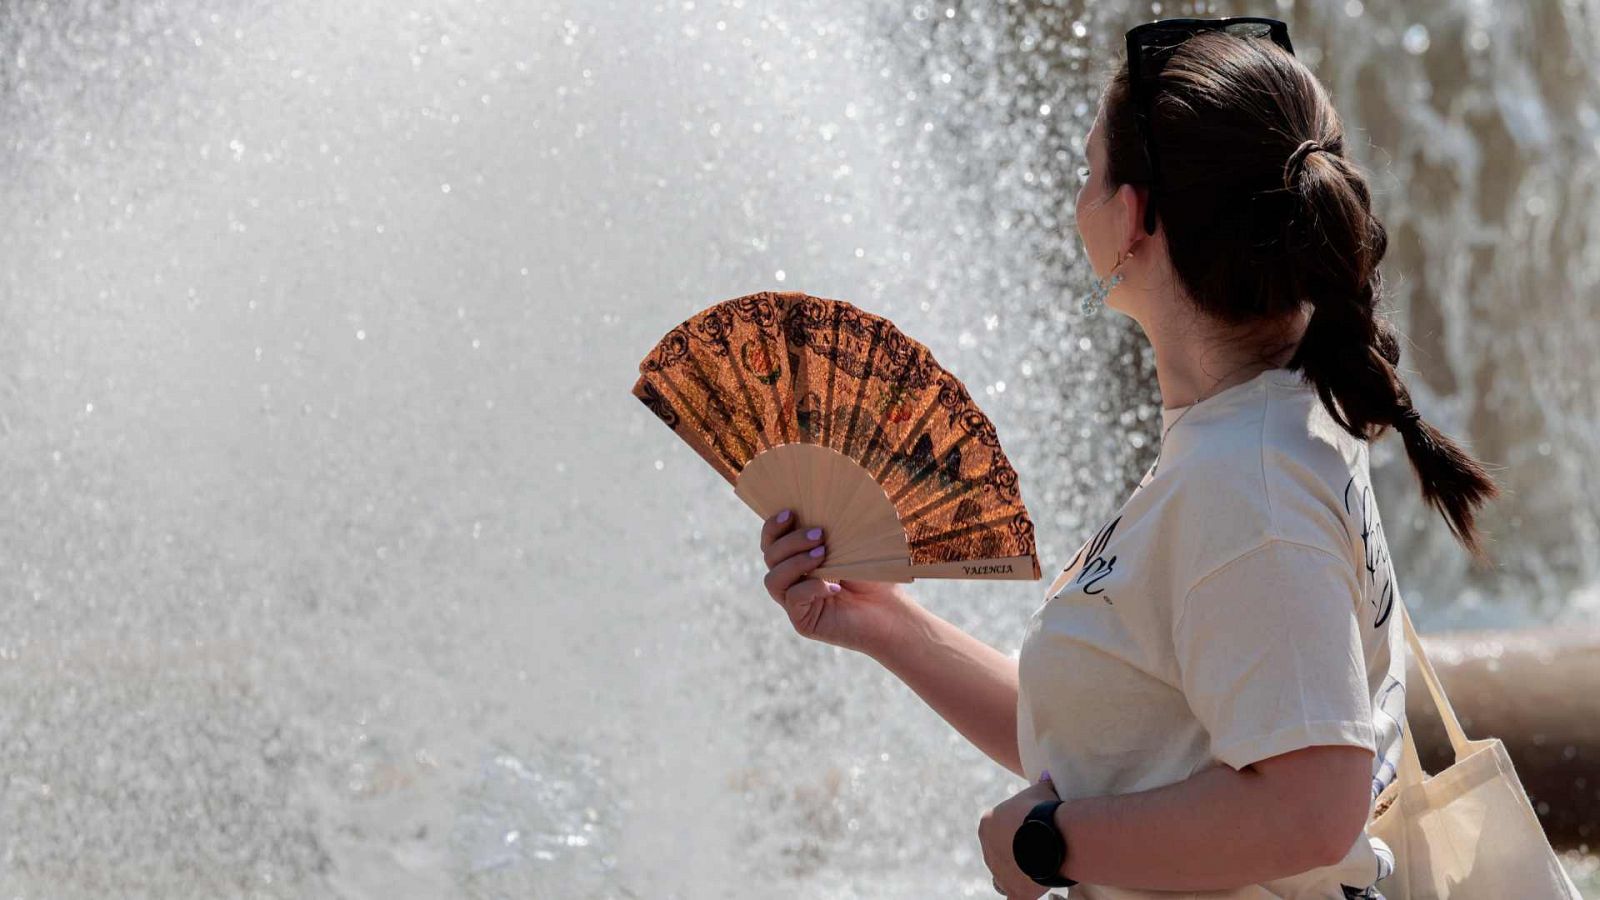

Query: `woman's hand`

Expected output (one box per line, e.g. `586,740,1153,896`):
759,509,915,656
979,771,1062,899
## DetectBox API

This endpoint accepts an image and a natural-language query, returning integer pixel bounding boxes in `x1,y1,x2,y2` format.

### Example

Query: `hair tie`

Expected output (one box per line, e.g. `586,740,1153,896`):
1396,405,1423,426
1283,139,1327,188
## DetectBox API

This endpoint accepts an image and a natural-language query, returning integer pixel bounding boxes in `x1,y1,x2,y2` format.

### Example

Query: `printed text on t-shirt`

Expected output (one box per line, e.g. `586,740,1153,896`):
1058,515,1121,603
1344,474,1396,628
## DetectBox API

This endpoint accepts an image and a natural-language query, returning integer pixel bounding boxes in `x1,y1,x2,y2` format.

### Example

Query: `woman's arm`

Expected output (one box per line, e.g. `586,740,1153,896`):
1045,744,1375,889
863,594,1025,779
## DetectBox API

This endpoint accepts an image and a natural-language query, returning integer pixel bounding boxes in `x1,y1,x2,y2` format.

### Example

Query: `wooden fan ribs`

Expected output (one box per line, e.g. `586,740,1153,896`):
633,289,1041,582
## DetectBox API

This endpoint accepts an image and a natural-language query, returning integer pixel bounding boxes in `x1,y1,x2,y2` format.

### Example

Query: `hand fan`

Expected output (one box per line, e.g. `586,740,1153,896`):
630,289,1041,584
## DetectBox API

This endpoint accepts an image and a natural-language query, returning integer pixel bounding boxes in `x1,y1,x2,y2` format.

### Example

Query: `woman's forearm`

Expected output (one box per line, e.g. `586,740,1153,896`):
1050,757,1340,890
865,595,1024,779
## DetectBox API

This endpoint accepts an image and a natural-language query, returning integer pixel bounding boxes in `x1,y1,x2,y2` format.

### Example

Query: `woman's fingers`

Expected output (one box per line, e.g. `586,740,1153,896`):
762,537,829,605
759,508,795,554
783,575,835,619
761,520,825,571
759,509,838,627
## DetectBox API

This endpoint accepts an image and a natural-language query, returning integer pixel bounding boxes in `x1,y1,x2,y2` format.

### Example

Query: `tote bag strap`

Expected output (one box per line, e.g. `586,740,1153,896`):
1395,598,1465,759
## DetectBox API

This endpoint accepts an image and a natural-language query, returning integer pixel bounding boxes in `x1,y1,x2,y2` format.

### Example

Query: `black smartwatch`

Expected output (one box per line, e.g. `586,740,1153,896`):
1012,799,1078,888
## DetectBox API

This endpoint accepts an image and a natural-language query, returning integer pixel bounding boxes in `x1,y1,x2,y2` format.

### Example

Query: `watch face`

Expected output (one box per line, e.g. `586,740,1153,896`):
1013,820,1064,878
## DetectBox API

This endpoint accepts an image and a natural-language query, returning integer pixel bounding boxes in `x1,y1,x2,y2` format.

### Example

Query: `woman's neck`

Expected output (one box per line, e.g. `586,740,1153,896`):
1144,306,1310,410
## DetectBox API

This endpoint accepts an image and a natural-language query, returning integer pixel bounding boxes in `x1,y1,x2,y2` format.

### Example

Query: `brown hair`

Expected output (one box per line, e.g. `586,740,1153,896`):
1101,31,1499,564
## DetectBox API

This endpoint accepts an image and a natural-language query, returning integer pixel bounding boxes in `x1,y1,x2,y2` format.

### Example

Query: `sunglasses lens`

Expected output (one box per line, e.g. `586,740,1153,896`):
1141,26,1197,48
1223,21,1273,38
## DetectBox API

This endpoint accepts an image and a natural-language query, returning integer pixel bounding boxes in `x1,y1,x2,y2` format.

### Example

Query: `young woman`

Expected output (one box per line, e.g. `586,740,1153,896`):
757,17,1498,900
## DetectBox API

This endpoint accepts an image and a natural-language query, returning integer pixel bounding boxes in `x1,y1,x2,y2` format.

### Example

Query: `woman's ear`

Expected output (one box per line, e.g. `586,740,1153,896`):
1115,181,1149,252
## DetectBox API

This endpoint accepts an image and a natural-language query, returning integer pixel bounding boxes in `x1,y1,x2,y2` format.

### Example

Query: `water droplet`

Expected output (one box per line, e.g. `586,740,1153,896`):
1402,24,1430,55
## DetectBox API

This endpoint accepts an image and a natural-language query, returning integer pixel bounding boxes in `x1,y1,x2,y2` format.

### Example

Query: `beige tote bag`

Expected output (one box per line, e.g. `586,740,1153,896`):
1368,599,1583,899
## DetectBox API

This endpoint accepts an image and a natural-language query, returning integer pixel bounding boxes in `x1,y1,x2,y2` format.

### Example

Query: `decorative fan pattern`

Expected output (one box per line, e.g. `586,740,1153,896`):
632,290,1041,581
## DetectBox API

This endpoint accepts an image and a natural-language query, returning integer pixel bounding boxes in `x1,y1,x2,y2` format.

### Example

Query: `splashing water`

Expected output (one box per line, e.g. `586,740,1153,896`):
0,0,1594,895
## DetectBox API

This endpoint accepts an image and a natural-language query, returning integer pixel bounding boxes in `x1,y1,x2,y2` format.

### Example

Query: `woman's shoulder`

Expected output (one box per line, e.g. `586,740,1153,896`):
1259,379,1369,559
1156,376,1365,564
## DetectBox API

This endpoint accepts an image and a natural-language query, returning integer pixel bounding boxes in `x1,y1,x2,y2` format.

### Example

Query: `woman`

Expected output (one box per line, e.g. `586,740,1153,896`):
757,18,1498,900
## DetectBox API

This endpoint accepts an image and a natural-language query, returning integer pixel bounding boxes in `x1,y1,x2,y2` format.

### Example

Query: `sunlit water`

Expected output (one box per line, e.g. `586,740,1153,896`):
0,0,1594,896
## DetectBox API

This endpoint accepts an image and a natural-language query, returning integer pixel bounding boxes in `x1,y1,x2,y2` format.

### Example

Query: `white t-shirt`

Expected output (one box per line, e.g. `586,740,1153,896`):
1016,366,1408,900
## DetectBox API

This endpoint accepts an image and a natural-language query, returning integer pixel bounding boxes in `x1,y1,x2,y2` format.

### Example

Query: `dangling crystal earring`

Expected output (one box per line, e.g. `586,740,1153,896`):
1081,248,1134,315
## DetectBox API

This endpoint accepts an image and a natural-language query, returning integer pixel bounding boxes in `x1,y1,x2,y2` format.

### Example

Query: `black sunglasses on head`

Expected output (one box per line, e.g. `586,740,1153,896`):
1125,17,1296,235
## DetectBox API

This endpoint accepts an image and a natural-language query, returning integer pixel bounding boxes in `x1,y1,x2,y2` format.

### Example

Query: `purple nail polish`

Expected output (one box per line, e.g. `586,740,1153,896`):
777,509,791,523
806,527,823,540
809,545,825,558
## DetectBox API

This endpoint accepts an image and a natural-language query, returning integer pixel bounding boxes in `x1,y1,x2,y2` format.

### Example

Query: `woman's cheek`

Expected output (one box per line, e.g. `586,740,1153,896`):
1075,201,1095,262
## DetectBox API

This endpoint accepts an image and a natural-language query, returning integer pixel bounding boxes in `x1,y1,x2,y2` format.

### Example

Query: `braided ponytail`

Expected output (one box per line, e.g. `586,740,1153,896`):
1283,134,1499,565
1102,30,1501,565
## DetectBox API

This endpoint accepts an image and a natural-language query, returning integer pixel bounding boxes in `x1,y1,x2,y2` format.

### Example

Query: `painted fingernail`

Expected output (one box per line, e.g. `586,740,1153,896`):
776,509,791,523
827,582,841,593
806,527,823,540
809,545,826,558
1040,769,1051,781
